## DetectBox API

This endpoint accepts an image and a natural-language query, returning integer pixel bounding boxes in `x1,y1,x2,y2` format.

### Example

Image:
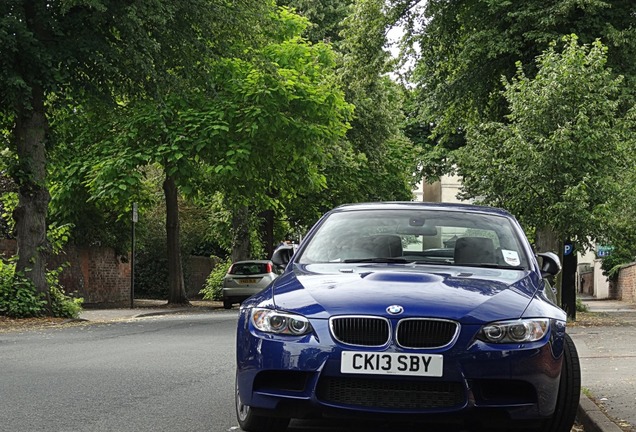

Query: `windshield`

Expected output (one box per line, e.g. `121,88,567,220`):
229,262,271,276
297,208,529,270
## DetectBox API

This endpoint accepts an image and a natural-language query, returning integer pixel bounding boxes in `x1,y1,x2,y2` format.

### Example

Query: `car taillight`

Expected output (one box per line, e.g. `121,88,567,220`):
266,262,273,273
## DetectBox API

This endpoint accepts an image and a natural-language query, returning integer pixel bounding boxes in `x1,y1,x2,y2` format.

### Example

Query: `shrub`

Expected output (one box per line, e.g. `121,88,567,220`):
134,252,169,298
200,258,231,301
48,266,84,319
0,260,46,318
0,259,83,318
576,297,589,313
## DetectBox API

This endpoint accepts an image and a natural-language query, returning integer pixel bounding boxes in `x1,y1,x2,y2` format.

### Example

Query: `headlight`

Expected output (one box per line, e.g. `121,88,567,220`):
478,318,549,343
251,308,313,336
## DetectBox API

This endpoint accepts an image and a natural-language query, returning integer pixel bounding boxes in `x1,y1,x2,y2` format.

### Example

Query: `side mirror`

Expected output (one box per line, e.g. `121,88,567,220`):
537,252,561,278
271,245,294,269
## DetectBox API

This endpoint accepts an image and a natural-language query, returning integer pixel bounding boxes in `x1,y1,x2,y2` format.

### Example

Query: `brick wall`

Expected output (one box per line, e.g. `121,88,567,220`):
185,255,215,298
1,239,131,306
617,263,636,304
50,246,131,306
1,239,215,305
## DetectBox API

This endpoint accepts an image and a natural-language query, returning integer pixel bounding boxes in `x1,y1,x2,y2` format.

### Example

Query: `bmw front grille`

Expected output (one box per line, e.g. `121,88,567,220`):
330,316,459,348
330,316,390,346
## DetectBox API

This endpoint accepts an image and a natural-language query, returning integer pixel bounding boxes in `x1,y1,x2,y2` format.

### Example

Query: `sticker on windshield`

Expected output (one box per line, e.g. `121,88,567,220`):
502,250,521,266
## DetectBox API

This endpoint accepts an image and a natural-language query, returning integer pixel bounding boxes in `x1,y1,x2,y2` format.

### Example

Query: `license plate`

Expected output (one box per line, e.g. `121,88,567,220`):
340,351,443,377
238,278,257,284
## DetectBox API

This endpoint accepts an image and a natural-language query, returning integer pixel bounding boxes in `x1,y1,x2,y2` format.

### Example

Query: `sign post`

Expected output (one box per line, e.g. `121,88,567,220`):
562,240,576,320
131,202,138,309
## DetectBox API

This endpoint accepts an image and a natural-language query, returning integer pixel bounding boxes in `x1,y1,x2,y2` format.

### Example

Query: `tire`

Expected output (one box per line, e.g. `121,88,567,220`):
235,375,290,432
223,300,233,310
541,332,581,432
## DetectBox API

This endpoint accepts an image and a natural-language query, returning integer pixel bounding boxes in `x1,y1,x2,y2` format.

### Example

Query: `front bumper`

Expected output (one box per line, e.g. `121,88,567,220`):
236,309,565,423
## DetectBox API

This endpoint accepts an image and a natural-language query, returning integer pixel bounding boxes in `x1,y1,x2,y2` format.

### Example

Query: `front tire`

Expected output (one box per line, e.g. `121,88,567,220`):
541,332,581,432
223,299,233,310
235,374,290,432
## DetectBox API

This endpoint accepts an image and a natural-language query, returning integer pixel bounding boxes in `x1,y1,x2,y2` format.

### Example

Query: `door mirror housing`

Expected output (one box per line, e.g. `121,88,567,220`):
537,252,561,278
271,245,294,269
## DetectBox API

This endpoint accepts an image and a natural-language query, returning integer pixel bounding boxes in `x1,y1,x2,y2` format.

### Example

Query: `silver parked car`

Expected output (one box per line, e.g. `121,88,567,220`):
222,260,278,309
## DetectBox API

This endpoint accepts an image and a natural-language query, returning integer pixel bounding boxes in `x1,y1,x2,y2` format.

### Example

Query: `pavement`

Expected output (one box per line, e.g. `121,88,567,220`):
570,297,636,432
79,298,224,322
78,297,636,432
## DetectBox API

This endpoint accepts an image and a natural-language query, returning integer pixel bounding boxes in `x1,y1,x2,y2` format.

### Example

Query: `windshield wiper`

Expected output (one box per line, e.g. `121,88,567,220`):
343,257,411,264
455,263,525,271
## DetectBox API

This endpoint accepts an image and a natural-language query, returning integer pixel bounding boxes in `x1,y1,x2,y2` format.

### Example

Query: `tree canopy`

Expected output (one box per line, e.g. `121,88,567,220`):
457,36,636,255
46,6,353,302
391,0,636,149
0,0,273,312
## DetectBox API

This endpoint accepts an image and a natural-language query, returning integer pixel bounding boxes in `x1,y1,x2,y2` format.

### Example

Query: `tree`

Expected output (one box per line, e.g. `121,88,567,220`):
195,7,354,259
390,0,636,153
456,36,635,285
276,0,354,45
337,0,416,201
65,7,352,301
1,0,270,311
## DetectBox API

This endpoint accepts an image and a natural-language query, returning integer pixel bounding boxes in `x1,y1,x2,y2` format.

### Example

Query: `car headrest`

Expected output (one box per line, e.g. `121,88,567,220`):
454,237,495,265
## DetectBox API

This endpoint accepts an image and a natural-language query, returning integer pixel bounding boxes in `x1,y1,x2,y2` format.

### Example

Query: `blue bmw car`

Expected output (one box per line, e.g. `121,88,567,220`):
235,202,580,431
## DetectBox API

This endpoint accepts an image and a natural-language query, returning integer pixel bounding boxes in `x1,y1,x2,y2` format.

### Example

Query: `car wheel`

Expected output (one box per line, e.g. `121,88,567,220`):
235,375,290,432
539,333,581,432
223,300,233,309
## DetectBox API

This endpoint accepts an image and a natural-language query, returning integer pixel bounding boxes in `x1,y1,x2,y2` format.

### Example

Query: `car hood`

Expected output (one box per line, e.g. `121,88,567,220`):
270,264,540,323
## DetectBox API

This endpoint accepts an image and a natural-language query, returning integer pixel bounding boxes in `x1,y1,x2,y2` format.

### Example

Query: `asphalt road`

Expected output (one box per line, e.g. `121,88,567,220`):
0,312,237,432
1,311,578,432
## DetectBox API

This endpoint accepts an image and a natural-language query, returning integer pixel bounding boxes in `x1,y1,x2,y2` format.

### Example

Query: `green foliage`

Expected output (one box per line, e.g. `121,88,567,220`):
276,0,354,45
0,258,83,318
594,166,636,276
134,254,169,299
199,12,354,210
457,36,635,251
267,1,415,227
47,266,83,319
0,189,16,237
576,297,589,313
53,7,353,263
2,0,276,305
0,145,16,213
284,0,415,225
47,222,73,255
48,102,136,253
1,0,274,117
396,0,636,149
200,259,232,301
0,260,46,318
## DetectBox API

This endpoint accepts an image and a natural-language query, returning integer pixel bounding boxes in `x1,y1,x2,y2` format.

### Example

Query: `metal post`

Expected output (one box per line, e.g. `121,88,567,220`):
562,240,577,320
131,202,138,309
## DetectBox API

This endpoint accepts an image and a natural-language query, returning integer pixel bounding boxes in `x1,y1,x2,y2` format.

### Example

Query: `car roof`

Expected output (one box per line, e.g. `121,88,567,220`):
333,201,513,218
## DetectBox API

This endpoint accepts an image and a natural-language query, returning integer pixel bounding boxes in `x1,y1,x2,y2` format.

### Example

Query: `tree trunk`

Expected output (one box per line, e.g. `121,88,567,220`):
163,175,189,305
535,226,563,305
231,206,251,262
12,82,52,314
259,209,275,259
